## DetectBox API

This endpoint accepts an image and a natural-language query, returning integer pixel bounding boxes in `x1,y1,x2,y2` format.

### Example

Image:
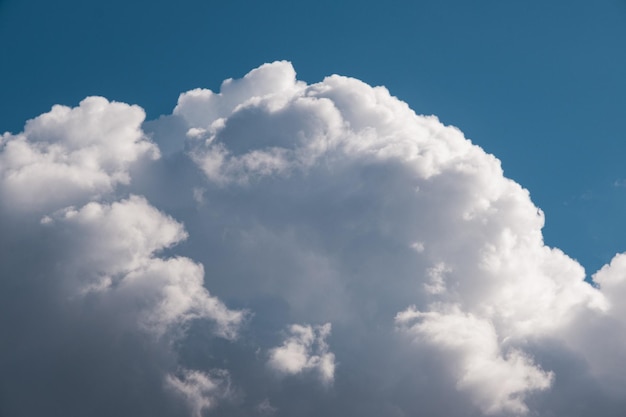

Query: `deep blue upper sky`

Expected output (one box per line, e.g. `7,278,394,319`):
1,0,625,273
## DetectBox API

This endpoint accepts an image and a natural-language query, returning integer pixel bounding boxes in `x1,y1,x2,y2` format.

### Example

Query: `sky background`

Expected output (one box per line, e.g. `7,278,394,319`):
2,0,626,273
2,2,626,416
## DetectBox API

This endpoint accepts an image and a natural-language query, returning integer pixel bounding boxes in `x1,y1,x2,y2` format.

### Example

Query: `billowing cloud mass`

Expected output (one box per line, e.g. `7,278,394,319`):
1,61,625,417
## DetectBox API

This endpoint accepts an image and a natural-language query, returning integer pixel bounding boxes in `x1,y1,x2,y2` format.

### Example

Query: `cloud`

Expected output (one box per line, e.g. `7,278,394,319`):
174,61,304,129
0,97,243,416
268,323,335,384
0,96,158,213
2,61,626,417
166,368,233,417
396,306,553,415
46,195,245,339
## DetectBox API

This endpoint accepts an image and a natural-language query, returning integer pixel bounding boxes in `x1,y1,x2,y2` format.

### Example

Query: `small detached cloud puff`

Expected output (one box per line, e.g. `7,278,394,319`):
268,323,335,385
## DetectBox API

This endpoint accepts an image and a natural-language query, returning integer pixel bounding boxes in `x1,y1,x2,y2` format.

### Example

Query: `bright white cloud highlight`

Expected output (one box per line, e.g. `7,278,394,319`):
0,96,158,212
396,306,553,415
48,196,245,338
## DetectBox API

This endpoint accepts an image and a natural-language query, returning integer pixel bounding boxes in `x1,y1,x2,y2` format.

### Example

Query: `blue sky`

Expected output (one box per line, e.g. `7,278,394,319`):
2,0,625,273
3,2,626,416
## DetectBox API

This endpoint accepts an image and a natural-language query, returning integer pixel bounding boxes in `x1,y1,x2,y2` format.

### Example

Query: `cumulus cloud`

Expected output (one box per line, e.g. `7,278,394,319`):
268,323,335,384
0,96,158,213
2,61,626,417
0,96,243,416
396,306,553,415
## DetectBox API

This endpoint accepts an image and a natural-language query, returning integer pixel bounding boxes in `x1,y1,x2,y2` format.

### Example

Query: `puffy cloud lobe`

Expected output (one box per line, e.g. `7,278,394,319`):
0,193,245,415
0,96,158,212
48,196,245,339
396,306,553,415
593,253,626,313
174,61,305,129
268,323,335,384
3,61,626,417
570,254,626,390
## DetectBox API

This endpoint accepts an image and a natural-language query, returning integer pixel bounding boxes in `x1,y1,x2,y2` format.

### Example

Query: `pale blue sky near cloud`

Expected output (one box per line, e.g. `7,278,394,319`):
1,0,626,272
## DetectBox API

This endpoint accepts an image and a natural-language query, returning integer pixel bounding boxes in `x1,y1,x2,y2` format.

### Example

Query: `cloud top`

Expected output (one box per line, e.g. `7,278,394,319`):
0,97,158,212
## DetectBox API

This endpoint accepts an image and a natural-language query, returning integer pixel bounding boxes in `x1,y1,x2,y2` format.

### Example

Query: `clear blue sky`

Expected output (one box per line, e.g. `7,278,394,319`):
2,0,625,273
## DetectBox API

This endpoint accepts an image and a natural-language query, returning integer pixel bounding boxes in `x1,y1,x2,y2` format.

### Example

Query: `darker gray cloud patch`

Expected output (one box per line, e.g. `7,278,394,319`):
0,218,184,417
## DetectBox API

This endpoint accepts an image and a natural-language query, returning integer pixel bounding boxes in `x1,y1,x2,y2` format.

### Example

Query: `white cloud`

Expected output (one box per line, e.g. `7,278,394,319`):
45,195,246,339
166,368,232,417
171,62,612,414
268,323,335,384
568,254,626,390
396,306,553,415
0,97,244,415
0,96,158,213
174,61,305,129
2,61,626,417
